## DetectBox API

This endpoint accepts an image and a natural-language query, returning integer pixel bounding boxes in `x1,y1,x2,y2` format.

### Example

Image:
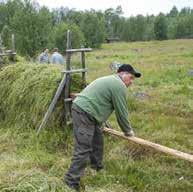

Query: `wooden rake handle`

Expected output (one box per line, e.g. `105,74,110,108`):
103,127,193,163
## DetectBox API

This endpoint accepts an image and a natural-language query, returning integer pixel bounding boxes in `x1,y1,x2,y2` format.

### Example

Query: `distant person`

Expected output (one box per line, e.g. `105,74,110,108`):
50,48,65,65
39,48,50,64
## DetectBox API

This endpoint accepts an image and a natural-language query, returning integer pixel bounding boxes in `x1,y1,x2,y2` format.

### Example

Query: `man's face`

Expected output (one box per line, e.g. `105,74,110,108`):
121,72,135,87
45,49,49,54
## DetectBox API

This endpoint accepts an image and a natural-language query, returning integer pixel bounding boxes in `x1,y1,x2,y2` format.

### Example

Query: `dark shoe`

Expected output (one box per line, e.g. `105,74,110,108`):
65,180,80,192
90,164,104,172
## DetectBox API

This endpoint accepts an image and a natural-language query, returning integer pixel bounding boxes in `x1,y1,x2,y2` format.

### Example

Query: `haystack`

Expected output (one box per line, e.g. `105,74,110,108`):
0,63,82,129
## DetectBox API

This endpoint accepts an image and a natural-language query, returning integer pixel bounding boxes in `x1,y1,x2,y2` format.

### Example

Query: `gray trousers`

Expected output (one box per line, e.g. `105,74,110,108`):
64,104,103,186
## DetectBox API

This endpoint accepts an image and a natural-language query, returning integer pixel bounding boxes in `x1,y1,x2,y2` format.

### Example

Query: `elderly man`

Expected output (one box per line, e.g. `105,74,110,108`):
64,64,141,191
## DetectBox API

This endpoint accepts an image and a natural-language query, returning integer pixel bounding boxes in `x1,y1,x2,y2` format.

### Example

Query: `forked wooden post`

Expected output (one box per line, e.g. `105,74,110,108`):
36,31,72,135
103,127,193,163
36,30,92,135
63,30,72,124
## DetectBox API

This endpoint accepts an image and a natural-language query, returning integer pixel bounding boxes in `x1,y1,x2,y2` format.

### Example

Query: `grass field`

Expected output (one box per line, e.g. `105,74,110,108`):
0,39,193,191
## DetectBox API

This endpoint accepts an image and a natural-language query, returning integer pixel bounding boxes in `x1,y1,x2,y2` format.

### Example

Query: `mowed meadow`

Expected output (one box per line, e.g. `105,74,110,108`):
0,39,193,191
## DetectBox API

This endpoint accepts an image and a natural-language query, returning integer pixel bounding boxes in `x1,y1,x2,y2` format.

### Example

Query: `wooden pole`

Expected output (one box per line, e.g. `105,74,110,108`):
64,30,72,124
103,127,193,163
66,30,71,71
0,34,2,53
36,75,67,135
66,48,92,53
11,34,15,52
62,69,88,74
81,50,86,87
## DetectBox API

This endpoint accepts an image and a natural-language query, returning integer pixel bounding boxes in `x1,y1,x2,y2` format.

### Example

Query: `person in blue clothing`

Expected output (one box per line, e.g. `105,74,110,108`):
50,48,65,65
39,48,50,64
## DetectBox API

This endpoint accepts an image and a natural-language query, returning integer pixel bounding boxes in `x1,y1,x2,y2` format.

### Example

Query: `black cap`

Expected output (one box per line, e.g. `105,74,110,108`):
117,64,141,78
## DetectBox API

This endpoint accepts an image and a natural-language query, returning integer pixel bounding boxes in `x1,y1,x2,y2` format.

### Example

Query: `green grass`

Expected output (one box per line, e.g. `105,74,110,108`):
0,39,193,191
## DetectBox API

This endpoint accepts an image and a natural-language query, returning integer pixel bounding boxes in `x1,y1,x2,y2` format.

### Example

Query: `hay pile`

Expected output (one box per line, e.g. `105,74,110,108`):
0,63,82,129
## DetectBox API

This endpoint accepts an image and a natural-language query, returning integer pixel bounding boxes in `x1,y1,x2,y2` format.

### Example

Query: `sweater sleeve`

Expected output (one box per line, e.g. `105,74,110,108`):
112,86,132,133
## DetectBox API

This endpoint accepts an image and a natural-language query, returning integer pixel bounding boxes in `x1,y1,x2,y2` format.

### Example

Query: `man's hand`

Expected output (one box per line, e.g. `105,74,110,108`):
70,93,77,100
124,129,135,137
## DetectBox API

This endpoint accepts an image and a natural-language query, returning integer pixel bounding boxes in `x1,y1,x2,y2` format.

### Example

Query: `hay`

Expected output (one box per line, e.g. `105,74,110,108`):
0,63,82,130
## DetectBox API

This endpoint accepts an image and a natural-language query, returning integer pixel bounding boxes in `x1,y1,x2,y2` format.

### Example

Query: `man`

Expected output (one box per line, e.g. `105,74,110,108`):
50,48,65,65
39,48,49,64
64,64,141,191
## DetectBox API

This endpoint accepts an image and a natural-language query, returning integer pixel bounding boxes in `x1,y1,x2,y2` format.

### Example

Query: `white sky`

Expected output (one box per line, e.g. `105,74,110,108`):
37,0,193,17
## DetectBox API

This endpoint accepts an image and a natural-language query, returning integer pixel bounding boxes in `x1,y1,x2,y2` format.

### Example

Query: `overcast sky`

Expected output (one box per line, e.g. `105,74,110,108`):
37,0,193,17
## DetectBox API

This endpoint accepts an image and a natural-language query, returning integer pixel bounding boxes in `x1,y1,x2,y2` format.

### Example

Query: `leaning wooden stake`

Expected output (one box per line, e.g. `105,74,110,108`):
103,127,193,163
36,75,67,135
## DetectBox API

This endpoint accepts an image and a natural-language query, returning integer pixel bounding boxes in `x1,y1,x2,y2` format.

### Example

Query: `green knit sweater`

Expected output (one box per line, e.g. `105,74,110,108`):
73,74,132,133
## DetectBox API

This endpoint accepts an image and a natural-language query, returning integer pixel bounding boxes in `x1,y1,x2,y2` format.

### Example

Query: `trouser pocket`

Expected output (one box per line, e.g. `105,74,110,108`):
76,124,94,147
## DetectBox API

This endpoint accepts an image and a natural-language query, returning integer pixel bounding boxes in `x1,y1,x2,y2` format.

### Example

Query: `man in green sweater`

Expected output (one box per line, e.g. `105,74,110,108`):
65,64,141,191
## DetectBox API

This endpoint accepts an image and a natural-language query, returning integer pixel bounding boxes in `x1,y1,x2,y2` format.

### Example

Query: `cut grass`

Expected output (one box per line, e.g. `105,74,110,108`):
0,39,193,191
0,63,82,130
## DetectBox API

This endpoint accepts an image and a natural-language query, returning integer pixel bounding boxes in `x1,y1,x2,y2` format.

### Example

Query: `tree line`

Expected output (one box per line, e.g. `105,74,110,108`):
1,0,193,57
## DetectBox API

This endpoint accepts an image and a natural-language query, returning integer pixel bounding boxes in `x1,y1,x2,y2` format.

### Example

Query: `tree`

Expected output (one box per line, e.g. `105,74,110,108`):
154,14,168,40
11,2,52,56
0,2,7,31
53,8,106,48
135,15,147,41
52,6,70,25
175,15,193,38
169,6,178,17
1,1,193,57
180,7,192,16
104,6,123,38
144,15,155,40
167,17,178,39
1,25,11,48
79,11,105,48
53,22,85,52
121,15,148,42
